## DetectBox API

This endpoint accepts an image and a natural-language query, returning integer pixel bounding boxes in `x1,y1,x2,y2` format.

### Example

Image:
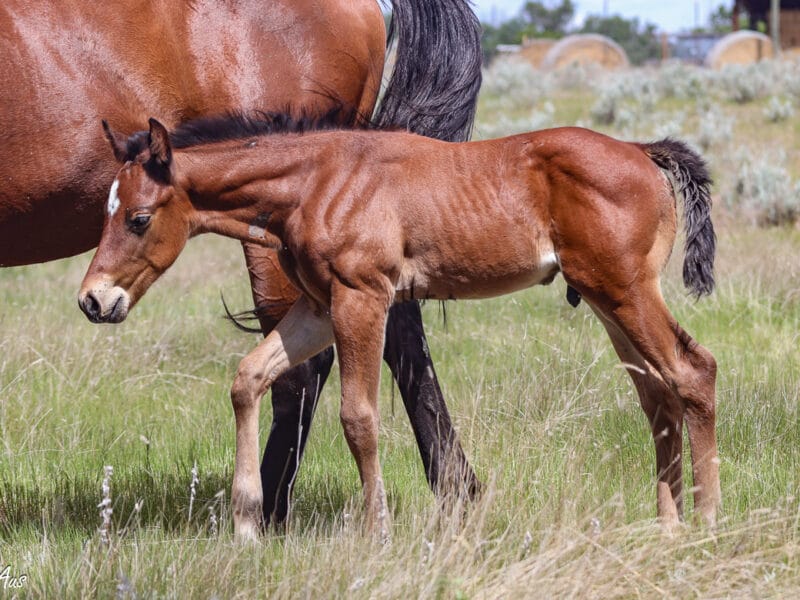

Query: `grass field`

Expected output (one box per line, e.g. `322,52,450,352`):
1,60,800,597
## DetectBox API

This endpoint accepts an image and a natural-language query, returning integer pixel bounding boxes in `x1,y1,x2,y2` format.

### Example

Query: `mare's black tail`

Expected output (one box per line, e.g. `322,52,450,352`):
376,0,483,142
645,139,716,297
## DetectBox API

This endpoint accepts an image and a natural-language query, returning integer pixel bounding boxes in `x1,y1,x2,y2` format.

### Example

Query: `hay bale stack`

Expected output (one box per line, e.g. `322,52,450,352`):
705,31,774,68
541,34,629,69
518,39,557,68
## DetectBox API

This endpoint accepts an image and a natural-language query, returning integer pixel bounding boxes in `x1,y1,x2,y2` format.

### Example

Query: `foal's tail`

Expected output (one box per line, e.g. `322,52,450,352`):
644,139,716,297
376,0,482,142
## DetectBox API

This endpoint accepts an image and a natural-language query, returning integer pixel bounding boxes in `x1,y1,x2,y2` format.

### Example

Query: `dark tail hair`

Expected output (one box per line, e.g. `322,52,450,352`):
376,0,483,142
645,138,716,297
221,293,296,334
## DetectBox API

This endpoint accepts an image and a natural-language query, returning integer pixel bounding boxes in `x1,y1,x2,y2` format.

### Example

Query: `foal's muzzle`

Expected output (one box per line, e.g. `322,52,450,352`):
78,283,130,323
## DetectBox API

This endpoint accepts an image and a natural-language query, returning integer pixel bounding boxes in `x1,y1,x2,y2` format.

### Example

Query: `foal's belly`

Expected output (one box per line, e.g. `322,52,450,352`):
395,248,561,302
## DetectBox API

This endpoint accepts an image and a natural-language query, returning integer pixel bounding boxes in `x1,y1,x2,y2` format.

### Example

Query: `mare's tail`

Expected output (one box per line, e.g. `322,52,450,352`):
375,0,482,142
644,139,716,297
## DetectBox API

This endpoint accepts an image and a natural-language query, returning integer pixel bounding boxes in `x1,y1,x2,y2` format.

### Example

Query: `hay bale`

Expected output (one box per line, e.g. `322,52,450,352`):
541,34,629,70
705,31,774,68
782,46,800,59
518,39,557,68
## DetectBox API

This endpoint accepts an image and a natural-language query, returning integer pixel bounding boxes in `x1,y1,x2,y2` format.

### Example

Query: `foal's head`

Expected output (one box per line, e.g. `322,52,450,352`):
78,119,191,323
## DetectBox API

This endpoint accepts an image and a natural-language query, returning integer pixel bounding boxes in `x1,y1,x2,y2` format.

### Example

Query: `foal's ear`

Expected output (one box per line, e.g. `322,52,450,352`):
147,118,172,168
102,120,131,164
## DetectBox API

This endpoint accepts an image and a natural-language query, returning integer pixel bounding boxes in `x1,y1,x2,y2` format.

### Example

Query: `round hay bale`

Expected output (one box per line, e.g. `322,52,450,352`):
782,47,800,60
518,39,557,68
705,31,774,68
541,34,629,70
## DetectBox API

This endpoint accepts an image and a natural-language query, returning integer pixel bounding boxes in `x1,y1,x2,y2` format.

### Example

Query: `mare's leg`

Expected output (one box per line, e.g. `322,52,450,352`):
241,242,334,526
590,306,685,525
331,282,391,539
588,284,719,525
259,355,333,526
229,295,334,541
383,301,480,499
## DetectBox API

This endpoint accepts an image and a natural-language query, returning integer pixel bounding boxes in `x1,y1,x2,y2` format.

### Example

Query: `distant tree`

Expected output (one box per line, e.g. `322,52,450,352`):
707,4,734,33
580,15,661,65
482,17,533,60
521,0,576,36
481,0,576,60
687,3,740,34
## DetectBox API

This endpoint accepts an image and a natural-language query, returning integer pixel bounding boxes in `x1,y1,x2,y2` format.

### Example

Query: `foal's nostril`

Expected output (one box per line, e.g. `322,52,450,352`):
80,292,103,322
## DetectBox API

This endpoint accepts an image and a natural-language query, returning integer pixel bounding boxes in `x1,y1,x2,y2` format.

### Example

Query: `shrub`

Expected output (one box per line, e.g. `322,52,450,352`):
694,108,735,151
719,64,771,104
763,96,795,123
655,61,709,100
476,103,555,139
589,88,620,125
482,59,551,109
651,110,687,139
729,152,800,227
550,61,595,90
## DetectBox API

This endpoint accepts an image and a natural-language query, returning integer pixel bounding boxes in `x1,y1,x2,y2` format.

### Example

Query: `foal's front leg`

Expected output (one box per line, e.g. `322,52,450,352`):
240,242,336,527
229,295,334,541
330,282,392,540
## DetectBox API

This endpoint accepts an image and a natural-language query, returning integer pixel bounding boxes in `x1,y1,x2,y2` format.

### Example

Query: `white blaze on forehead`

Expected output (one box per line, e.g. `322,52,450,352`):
107,179,120,217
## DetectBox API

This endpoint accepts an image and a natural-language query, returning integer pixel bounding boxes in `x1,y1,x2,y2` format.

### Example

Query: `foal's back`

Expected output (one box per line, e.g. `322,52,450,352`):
321,127,674,301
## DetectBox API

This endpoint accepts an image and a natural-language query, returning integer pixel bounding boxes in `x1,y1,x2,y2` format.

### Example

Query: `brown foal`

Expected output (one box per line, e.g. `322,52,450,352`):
79,116,719,540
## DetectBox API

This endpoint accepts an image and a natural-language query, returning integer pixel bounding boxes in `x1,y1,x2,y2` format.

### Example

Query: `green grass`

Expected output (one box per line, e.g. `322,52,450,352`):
1,88,800,597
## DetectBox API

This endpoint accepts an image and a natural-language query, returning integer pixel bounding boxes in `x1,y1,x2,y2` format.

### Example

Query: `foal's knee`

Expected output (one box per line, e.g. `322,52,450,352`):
231,357,270,412
340,401,379,453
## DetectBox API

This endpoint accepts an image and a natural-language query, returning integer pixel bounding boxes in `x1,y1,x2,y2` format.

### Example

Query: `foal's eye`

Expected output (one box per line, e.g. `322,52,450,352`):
127,212,152,234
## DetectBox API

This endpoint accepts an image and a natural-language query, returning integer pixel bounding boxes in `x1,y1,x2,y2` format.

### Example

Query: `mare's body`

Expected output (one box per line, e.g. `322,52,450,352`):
0,0,383,265
1,0,482,525
80,119,719,539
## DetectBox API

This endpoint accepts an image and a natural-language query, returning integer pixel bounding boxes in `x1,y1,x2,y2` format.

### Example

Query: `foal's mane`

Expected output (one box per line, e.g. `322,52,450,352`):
119,105,364,160
169,105,363,149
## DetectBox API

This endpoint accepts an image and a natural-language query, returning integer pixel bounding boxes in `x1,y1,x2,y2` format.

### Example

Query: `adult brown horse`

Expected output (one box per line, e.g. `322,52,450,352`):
1,0,481,526
80,116,719,540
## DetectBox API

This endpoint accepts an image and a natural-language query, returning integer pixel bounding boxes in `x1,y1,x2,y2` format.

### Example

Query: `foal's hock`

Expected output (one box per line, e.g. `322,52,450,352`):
80,119,719,539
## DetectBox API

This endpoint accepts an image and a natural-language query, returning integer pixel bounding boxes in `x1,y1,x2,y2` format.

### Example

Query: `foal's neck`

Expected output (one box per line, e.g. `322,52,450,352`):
180,134,329,245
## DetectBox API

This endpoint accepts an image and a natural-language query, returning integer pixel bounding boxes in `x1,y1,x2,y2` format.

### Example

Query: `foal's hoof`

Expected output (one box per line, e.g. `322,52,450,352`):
659,517,687,538
234,519,263,545
233,513,262,544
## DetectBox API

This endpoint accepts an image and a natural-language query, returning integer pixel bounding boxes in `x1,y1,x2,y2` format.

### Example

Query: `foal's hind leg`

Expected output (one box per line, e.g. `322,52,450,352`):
592,286,719,525
330,281,392,540
590,307,685,525
229,295,334,541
